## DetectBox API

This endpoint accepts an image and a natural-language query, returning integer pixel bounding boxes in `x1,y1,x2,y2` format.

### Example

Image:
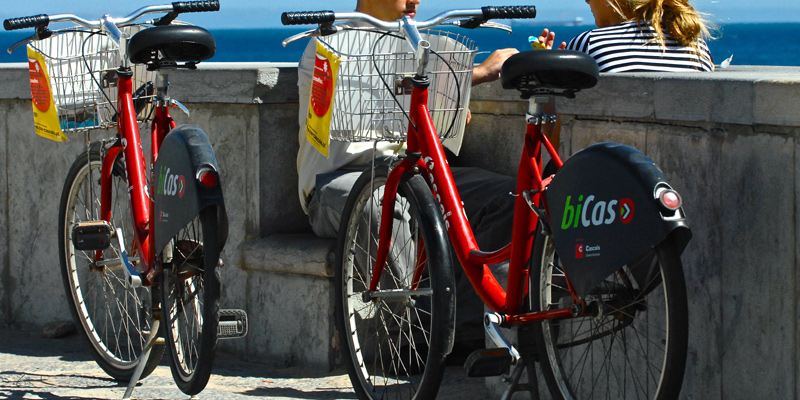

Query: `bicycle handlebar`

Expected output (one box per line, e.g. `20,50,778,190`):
281,11,336,26
480,6,536,20
3,14,49,31
280,5,536,29
172,0,220,13
3,1,220,31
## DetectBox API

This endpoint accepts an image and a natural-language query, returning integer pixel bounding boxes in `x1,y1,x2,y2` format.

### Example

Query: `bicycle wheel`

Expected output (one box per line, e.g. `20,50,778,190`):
336,164,455,400
160,206,221,395
58,149,163,381
529,233,688,399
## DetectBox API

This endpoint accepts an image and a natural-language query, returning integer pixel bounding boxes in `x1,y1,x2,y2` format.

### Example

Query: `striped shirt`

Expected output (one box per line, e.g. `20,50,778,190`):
567,21,714,72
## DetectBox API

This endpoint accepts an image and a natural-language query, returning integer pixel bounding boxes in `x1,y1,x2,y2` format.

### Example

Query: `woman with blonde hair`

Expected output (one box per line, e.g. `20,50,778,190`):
552,0,714,72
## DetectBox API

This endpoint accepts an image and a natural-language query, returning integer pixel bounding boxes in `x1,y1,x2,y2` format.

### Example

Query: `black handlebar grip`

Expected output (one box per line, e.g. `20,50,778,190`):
480,6,536,20
172,0,220,13
281,11,336,26
3,14,50,31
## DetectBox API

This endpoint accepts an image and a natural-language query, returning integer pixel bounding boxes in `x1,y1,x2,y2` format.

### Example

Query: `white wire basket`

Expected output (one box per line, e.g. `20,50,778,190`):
318,28,477,142
27,26,156,133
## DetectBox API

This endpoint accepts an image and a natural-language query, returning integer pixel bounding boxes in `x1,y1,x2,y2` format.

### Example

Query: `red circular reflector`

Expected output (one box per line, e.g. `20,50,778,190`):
660,190,681,210
197,170,218,189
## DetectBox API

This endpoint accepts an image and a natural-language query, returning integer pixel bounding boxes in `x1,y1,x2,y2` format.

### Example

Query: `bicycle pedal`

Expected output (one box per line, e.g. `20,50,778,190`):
464,348,512,377
71,220,113,251
218,309,248,340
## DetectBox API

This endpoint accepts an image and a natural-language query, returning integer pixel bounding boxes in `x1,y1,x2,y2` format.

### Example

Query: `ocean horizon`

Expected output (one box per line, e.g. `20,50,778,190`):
1,22,798,67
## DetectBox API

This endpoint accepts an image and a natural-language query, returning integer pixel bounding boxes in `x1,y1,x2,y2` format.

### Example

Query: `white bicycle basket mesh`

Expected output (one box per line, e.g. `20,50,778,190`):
27,26,156,133
318,28,477,142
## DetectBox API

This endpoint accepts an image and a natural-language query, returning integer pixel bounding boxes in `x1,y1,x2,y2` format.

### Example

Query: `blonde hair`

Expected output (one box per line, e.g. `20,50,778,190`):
612,0,710,48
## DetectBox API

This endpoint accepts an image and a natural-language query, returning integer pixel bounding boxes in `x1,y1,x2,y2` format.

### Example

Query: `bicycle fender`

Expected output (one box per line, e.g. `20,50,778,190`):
405,174,457,356
544,142,691,296
153,124,228,253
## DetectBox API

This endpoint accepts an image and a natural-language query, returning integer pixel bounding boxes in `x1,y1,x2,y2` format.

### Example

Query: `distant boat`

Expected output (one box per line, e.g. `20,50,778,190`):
537,17,586,27
569,17,585,26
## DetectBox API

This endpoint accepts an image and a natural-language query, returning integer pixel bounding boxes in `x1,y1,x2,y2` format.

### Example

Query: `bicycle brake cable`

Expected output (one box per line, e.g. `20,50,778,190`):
369,29,462,140
82,30,118,118
372,30,417,132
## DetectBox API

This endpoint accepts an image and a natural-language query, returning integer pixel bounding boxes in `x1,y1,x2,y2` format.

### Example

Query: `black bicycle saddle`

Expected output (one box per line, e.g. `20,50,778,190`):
501,50,599,96
128,25,215,67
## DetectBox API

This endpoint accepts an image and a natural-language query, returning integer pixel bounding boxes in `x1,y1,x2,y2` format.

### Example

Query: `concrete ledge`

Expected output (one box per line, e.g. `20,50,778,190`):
0,63,31,100
0,62,300,104
239,233,338,370
242,234,335,278
3,63,799,126
167,63,299,105
470,65,800,128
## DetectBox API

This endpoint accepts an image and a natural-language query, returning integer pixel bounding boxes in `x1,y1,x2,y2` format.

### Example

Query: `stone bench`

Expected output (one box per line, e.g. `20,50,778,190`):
238,234,338,370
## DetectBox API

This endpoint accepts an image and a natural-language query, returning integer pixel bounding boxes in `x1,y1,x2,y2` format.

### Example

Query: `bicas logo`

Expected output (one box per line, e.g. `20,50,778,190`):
156,166,186,198
560,194,635,230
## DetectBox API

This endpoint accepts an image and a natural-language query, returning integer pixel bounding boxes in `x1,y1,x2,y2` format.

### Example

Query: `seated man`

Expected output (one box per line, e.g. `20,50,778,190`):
296,0,553,349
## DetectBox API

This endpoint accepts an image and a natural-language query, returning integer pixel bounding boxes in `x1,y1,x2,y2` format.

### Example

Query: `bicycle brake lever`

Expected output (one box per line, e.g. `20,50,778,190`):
169,98,190,117
7,26,53,54
282,28,321,47
447,20,512,33
281,25,348,47
7,33,38,54
477,21,512,33
7,40,26,55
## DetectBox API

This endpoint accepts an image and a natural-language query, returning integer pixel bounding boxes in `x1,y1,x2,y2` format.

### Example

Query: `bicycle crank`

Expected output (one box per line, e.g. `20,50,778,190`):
464,312,520,377
114,227,142,287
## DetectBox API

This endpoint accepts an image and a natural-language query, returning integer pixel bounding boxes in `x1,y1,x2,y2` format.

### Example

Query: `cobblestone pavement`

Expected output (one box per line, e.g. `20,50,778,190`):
0,327,490,399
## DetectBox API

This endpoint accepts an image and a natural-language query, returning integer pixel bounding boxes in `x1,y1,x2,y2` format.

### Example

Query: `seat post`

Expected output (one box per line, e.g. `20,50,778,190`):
526,95,557,125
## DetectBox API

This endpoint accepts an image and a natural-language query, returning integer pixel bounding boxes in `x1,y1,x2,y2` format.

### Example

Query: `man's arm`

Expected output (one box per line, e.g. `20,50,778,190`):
472,48,518,86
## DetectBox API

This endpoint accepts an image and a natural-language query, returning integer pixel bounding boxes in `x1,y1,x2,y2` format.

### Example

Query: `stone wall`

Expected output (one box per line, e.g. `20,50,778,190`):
1,62,799,398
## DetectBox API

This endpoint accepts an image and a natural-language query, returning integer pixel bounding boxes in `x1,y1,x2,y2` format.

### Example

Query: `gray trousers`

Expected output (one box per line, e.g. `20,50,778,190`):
308,166,515,345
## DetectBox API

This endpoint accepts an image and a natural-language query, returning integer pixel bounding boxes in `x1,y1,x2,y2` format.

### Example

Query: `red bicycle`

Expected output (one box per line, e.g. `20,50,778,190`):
5,1,245,396
283,6,690,399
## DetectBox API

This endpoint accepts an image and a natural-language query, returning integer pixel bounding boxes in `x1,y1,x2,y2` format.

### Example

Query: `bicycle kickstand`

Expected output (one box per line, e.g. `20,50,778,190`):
122,319,161,400
501,356,541,400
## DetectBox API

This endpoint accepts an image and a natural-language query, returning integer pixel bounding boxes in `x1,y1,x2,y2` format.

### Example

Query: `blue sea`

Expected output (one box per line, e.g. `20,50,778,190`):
1,23,798,66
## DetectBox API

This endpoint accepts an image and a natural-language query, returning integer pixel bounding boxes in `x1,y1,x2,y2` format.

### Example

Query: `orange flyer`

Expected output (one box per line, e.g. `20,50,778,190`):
27,46,66,142
305,42,339,158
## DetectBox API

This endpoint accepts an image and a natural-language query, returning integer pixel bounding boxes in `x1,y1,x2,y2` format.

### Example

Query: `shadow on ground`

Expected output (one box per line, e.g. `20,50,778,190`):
0,327,93,363
0,371,119,390
240,387,358,399
0,390,92,400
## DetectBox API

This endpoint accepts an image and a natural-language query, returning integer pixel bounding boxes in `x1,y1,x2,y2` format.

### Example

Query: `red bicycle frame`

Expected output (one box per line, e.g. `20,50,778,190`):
369,79,578,322
97,69,175,286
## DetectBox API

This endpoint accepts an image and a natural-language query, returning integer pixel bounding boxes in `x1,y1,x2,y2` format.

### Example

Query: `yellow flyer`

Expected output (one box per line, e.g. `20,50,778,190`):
305,42,340,158
26,46,66,142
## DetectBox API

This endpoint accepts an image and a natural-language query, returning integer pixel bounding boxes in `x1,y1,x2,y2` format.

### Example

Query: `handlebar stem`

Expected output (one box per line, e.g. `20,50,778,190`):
101,15,122,43
399,16,431,76
101,15,129,67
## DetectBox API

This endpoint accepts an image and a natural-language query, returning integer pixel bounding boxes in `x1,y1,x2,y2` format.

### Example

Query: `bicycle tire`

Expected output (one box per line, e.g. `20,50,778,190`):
160,206,221,395
335,164,456,400
58,149,163,381
528,233,688,399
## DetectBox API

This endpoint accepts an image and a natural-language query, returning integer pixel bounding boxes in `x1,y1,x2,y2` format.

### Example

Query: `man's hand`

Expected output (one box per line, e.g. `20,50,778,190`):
472,48,519,86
